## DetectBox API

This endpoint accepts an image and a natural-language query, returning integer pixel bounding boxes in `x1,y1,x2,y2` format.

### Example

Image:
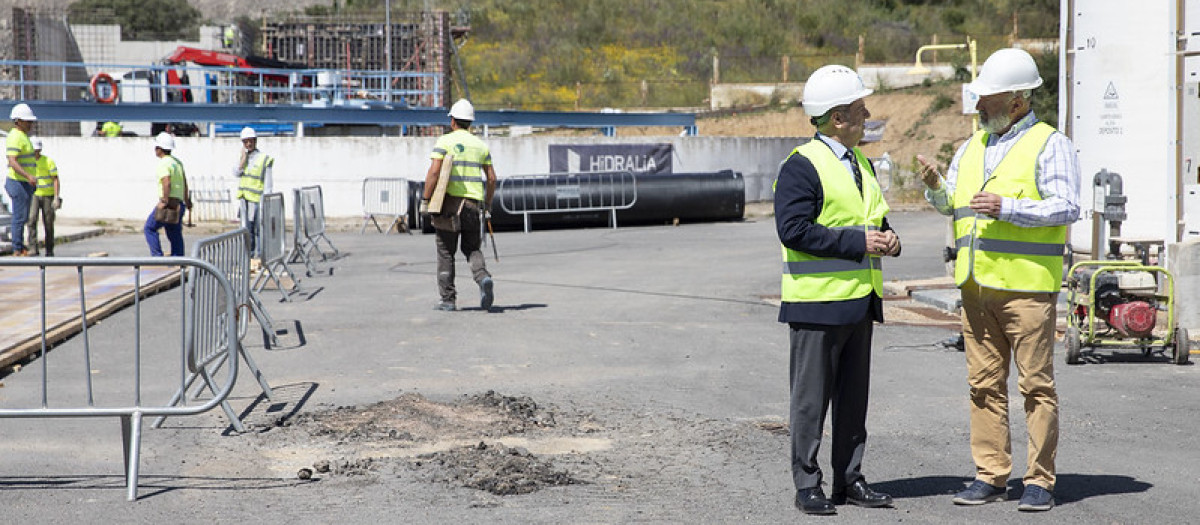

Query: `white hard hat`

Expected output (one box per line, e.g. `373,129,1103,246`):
967,48,1043,97
31,136,42,150
10,103,36,121
802,65,873,117
448,98,475,121
154,132,175,151
240,126,257,140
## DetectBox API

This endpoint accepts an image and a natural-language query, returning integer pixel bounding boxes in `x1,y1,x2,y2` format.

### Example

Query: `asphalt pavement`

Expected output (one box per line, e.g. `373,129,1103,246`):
0,210,1196,523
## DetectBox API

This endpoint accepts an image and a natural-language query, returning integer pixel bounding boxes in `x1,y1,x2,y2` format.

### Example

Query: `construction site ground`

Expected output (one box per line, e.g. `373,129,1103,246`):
0,208,1197,523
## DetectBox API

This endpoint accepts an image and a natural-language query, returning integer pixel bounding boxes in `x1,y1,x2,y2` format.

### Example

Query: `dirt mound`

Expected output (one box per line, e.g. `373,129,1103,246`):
412,441,580,495
259,391,579,495
282,390,555,442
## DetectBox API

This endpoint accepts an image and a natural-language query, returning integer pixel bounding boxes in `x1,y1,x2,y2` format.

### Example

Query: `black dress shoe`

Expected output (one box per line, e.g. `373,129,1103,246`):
831,479,893,508
795,487,837,515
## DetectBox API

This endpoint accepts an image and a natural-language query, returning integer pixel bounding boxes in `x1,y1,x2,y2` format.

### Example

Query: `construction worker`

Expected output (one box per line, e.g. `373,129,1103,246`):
101,121,122,137
6,103,38,256
223,25,237,49
917,48,1080,512
235,126,273,260
775,65,899,515
144,132,192,256
26,137,60,256
420,98,497,312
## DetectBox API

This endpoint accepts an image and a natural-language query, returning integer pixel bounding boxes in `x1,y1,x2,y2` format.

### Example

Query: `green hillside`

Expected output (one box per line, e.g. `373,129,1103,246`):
440,0,1059,110
214,0,1057,111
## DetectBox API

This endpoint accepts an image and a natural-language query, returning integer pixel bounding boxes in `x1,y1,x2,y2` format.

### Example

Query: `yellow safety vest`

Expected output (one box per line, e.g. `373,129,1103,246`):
776,141,889,303
34,155,57,197
238,151,272,203
431,129,490,201
952,122,1065,292
102,122,122,137
158,155,187,200
6,128,35,182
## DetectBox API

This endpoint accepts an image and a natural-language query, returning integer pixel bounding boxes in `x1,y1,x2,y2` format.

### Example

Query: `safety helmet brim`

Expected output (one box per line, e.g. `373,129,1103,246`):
966,77,1042,97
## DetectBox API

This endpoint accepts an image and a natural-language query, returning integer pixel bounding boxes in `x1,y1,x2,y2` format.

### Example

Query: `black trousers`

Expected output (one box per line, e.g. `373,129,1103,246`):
789,316,873,491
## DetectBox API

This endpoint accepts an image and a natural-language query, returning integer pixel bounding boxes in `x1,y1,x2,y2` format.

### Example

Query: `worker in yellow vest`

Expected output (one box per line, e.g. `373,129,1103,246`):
775,65,899,516
26,137,60,256
917,48,1080,512
235,127,273,260
420,99,497,312
101,121,122,137
6,103,38,256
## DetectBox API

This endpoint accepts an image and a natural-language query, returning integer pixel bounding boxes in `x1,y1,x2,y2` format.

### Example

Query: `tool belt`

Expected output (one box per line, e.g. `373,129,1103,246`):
430,195,481,232
154,197,182,225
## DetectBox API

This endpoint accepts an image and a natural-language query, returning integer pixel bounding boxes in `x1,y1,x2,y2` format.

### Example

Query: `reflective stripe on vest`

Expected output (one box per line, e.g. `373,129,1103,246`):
954,236,1064,257
776,141,889,303
6,129,35,181
433,130,488,201
238,151,271,203
952,122,1066,292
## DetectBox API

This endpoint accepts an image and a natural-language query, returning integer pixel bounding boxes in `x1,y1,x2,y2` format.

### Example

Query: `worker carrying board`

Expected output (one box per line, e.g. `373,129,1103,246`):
420,99,498,312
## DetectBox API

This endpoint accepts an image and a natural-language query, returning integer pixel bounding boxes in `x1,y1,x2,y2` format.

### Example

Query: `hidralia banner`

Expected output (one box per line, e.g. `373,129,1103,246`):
549,143,673,175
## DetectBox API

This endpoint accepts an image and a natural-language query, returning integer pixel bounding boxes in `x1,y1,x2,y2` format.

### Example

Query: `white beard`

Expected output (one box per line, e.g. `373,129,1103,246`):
981,112,1013,135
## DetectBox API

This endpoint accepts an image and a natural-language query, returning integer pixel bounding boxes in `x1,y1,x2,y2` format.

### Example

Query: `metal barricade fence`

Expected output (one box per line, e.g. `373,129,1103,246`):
498,170,638,233
360,177,411,234
154,229,275,433
188,176,235,223
0,257,239,501
254,192,299,301
288,185,339,275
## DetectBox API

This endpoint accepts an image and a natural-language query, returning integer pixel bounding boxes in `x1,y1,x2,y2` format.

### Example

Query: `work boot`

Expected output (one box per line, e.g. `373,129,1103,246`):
479,277,494,310
434,301,456,312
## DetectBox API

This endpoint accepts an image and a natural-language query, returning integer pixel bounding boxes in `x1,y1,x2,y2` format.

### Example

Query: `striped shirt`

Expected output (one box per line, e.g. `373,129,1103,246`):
925,111,1080,227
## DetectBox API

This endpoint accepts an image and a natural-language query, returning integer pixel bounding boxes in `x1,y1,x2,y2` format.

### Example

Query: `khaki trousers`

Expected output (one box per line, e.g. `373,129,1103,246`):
960,276,1059,490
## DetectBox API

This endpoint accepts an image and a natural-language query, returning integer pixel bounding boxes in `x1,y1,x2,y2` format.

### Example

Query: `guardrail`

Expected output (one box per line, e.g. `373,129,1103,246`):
0,257,238,501
189,176,235,223
154,229,275,433
254,192,300,302
497,170,638,233
288,185,339,276
360,177,410,234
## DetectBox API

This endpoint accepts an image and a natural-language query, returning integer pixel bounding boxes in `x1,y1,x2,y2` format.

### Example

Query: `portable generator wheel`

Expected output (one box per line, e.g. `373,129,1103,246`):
1173,327,1191,365
1065,326,1082,365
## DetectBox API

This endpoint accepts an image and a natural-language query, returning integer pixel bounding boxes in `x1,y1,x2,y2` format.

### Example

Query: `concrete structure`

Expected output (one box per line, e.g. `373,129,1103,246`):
35,135,797,221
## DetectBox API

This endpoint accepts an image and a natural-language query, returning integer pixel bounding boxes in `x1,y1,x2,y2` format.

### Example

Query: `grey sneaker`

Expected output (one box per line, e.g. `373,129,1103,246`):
434,302,456,311
952,480,1007,505
479,277,494,310
1017,484,1054,512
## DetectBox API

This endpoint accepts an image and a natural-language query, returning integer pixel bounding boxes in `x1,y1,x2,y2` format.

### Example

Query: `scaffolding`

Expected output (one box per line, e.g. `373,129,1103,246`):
9,7,87,136
260,11,455,109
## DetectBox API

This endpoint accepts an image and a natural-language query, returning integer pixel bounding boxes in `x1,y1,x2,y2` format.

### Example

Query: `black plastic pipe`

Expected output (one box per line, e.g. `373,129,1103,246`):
408,170,745,232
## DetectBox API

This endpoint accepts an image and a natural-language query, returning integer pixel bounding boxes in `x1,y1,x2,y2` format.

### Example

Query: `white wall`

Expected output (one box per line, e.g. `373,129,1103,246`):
40,135,800,220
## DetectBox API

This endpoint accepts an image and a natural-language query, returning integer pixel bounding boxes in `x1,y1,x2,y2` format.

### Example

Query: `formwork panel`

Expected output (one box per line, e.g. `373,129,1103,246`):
261,11,452,108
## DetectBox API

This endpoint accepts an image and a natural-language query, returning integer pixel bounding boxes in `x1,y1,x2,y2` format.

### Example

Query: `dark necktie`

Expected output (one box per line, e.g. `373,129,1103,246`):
845,151,863,194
